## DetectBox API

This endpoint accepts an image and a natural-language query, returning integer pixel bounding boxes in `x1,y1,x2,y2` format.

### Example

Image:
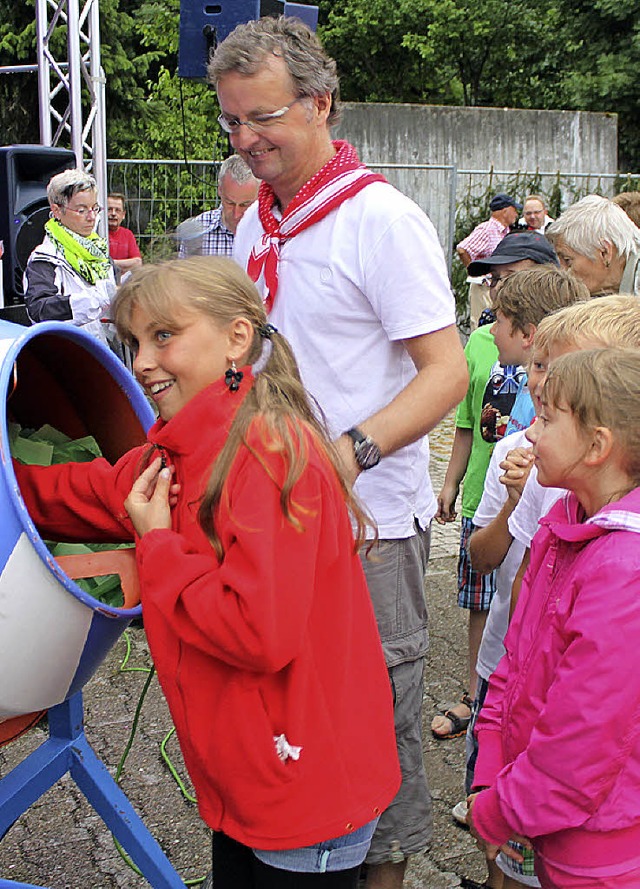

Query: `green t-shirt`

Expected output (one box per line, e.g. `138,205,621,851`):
455,326,499,518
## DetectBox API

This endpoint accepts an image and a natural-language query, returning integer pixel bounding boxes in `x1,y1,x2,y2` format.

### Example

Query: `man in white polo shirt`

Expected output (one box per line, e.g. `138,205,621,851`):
210,16,467,888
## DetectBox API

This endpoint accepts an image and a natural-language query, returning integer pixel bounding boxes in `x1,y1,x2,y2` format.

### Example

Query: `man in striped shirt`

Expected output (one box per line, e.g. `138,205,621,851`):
178,154,259,257
457,193,522,329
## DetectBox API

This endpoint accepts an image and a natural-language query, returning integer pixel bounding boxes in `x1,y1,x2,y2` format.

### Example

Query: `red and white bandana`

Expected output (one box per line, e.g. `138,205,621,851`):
247,140,386,312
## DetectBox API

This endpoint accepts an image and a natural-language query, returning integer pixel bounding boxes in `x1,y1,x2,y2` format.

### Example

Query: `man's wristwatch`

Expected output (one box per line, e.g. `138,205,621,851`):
345,427,382,470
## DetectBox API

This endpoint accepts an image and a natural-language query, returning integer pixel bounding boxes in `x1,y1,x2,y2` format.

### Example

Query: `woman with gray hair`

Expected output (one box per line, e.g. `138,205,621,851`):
546,194,640,296
23,168,117,345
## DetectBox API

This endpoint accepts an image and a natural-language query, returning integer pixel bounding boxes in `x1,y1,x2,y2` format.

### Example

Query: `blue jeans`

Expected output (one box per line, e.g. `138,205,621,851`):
212,829,372,888
253,818,378,872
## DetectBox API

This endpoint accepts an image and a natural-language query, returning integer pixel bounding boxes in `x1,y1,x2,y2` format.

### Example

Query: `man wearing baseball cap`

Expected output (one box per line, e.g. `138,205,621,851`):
467,228,559,279
457,193,523,329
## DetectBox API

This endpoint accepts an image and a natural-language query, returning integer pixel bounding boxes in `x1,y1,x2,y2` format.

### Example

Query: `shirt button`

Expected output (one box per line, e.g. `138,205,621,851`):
373,807,380,815
345,822,354,831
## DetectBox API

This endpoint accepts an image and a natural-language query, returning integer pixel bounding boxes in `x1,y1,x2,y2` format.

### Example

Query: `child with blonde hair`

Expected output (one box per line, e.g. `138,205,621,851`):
468,346,640,888
14,256,400,887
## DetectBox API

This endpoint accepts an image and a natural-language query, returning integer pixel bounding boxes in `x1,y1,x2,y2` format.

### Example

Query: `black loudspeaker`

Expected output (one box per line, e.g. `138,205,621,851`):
178,0,318,79
0,145,76,313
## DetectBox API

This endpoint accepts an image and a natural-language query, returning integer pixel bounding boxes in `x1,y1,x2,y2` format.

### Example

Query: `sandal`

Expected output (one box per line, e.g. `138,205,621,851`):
431,692,473,740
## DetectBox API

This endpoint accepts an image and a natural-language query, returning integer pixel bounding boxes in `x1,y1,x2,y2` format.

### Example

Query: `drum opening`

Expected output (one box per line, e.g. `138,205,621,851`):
6,332,147,461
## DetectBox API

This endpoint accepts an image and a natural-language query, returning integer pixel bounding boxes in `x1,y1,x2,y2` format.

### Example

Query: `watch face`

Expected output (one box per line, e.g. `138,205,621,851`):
355,438,381,470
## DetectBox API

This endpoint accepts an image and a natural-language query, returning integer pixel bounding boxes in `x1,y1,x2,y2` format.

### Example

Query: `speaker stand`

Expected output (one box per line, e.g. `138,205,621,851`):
0,692,185,888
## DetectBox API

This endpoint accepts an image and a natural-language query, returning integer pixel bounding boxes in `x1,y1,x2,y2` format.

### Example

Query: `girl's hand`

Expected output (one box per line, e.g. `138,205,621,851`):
125,458,180,537
499,447,535,502
466,793,532,862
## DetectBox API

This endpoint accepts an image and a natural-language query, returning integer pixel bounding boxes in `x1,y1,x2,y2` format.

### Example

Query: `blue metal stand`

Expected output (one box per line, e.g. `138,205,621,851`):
0,693,185,888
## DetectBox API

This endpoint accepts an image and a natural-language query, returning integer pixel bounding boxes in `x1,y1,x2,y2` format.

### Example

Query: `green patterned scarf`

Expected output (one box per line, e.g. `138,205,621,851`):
45,217,111,284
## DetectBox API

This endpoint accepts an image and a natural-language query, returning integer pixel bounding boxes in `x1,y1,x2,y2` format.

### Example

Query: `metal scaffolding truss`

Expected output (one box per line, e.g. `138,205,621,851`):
36,0,108,236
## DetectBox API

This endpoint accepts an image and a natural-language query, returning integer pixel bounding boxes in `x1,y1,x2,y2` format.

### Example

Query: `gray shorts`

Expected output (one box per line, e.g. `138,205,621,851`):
360,524,433,865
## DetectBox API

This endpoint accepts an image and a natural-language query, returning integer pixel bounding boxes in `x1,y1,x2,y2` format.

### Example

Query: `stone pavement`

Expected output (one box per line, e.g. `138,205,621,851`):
427,412,461,561
0,413,489,889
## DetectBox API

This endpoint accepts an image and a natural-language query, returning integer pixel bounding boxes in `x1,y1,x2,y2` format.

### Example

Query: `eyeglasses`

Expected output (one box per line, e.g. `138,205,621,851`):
217,96,305,134
489,270,518,289
61,204,102,217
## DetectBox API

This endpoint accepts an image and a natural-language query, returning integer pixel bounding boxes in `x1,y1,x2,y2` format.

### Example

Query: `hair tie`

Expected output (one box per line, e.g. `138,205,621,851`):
251,338,273,376
258,323,278,339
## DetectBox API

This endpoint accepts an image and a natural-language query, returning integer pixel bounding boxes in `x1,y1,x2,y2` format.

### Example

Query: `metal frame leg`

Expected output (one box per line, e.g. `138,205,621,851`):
0,692,185,888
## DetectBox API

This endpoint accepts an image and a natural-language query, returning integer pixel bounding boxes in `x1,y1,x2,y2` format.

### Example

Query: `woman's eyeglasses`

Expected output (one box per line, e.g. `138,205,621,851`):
60,204,102,218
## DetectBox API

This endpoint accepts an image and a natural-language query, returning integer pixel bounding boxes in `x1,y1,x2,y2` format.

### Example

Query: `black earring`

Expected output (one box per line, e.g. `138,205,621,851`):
225,360,243,392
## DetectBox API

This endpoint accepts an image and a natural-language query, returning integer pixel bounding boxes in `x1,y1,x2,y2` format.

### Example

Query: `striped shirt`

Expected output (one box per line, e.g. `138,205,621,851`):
457,216,509,263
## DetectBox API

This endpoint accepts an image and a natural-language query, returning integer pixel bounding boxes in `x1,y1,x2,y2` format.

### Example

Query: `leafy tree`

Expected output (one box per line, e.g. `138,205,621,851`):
318,0,567,107
402,0,567,109
554,0,640,170
318,0,451,103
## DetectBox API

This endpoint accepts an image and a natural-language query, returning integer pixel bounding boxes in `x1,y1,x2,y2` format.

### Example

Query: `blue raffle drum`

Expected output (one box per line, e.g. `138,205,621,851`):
0,319,153,726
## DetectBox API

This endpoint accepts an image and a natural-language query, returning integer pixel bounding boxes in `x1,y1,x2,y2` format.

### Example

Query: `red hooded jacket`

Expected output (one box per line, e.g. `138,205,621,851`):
15,373,400,849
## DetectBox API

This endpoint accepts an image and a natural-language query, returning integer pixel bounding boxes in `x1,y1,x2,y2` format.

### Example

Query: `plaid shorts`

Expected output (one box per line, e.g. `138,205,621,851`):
457,516,496,611
497,844,539,886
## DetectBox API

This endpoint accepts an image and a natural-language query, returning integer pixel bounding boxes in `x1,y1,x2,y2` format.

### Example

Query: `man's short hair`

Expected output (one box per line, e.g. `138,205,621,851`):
523,193,547,209
534,294,640,354
546,194,640,261
218,154,257,188
493,266,590,334
612,192,640,229
208,15,341,127
47,169,97,206
108,192,127,210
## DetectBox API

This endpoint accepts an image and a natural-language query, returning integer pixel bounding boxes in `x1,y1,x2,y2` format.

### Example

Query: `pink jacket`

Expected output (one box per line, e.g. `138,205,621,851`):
473,487,640,875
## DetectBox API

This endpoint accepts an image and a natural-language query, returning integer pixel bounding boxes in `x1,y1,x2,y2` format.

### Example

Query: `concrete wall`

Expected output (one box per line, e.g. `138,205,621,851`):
334,104,619,260
336,104,617,173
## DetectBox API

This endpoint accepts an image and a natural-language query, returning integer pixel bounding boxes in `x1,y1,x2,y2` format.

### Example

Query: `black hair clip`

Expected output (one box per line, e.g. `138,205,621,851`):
258,323,278,339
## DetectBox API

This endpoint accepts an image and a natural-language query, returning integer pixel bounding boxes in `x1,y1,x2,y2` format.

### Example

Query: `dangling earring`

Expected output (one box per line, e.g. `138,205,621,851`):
225,360,243,392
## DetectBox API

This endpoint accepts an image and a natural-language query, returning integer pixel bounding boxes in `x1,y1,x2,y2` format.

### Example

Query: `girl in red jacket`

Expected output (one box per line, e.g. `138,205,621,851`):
467,348,640,888
16,257,400,888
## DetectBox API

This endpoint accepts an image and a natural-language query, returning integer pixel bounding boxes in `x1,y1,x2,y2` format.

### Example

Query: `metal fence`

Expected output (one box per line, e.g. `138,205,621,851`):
106,158,640,268
107,159,221,262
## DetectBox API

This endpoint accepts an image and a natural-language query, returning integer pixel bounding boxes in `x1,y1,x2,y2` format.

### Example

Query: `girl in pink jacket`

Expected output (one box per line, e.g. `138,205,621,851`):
467,348,640,888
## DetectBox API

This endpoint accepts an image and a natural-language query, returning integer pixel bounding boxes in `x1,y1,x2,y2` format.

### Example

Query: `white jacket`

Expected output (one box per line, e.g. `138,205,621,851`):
24,233,117,345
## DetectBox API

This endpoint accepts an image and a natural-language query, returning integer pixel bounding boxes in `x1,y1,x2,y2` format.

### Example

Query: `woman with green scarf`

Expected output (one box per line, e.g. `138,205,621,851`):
23,169,117,347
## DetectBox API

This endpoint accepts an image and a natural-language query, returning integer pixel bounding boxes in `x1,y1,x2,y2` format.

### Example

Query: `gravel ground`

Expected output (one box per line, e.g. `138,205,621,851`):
0,413,488,888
